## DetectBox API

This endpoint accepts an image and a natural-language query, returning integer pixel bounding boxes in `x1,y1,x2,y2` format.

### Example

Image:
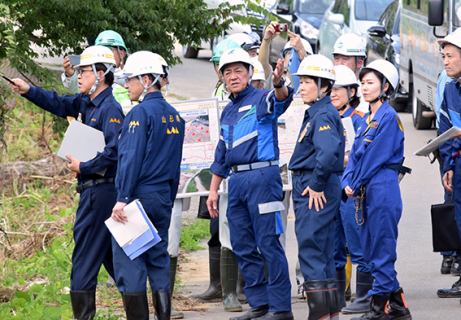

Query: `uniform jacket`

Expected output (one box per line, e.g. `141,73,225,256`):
341,101,404,196
288,96,345,192
24,86,123,182
439,79,461,172
210,85,294,178
116,91,185,204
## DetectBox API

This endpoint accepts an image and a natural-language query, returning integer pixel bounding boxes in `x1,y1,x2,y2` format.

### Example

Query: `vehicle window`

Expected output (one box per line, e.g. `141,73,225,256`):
454,0,461,27
298,0,332,14
383,1,398,32
355,0,394,21
340,0,350,26
278,0,294,11
332,0,343,13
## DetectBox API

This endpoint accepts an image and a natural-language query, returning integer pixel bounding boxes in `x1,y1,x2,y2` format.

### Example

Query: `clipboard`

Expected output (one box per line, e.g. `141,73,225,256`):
57,120,106,162
414,127,461,156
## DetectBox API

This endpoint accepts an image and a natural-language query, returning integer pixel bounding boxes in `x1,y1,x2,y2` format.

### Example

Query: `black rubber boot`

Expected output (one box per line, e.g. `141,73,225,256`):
388,287,412,320
351,295,390,320
304,280,330,320
328,278,339,320
335,268,347,309
236,266,248,304
70,290,96,320
342,271,373,314
169,256,184,319
441,255,454,274
190,246,222,302
121,292,149,320
451,256,460,276
257,310,294,320
221,248,243,312
229,304,269,320
152,290,171,320
437,276,461,298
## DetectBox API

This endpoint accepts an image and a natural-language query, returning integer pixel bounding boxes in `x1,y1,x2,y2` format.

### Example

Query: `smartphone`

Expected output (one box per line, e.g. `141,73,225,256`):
0,72,15,85
275,23,288,33
68,55,81,66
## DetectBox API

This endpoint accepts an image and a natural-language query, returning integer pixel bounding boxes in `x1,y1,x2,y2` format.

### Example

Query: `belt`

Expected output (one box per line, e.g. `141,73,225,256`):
232,160,279,173
76,177,115,193
383,163,412,174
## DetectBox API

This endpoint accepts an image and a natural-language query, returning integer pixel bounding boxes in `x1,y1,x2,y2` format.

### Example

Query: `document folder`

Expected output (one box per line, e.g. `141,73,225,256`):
57,120,106,162
105,200,161,260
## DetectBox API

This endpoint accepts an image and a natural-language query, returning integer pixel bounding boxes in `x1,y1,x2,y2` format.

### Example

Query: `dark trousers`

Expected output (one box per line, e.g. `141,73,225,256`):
71,182,116,291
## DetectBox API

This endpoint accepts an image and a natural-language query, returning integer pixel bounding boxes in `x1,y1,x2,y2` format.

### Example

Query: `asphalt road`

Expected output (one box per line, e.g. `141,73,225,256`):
167,47,461,319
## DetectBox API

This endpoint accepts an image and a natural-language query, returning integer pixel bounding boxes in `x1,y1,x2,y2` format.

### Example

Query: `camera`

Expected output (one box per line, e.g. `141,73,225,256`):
275,23,288,33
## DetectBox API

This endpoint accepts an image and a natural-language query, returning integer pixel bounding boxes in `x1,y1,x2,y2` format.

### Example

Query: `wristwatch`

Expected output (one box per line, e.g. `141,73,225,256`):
273,77,285,89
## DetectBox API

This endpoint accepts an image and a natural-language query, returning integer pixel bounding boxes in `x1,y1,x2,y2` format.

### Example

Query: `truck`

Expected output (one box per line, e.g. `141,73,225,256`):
399,0,457,129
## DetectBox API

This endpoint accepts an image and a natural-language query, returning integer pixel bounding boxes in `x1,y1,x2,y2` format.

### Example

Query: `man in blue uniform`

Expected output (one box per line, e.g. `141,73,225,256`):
110,51,184,320
207,48,294,320
438,30,461,300
10,45,123,320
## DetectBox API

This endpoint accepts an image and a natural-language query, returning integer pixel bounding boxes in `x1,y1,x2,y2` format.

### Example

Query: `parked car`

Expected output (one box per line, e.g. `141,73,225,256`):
268,0,333,66
317,0,394,60
366,0,408,112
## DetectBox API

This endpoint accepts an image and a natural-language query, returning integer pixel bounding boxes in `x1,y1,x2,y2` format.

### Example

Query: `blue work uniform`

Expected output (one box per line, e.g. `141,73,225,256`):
23,86,123,291
439,79,461,259
341,101,404,296
334,107,370,272
210,85,294,312
289,96,345,281
113,91,184,293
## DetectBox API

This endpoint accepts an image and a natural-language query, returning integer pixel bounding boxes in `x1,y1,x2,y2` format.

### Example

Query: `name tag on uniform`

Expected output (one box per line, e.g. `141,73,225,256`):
238,105,252,113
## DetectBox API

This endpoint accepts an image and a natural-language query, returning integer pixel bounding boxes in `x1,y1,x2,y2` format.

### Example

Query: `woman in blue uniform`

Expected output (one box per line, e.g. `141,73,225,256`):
341,60,411,320
288,54,345,320
330,65,372,314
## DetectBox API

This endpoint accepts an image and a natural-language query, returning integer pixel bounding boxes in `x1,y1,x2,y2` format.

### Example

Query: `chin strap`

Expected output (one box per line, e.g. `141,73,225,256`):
89,63,114,95
339,86,355,111
315,78,330,102
138,74,161,102
117,47,124,70
370,78,387,104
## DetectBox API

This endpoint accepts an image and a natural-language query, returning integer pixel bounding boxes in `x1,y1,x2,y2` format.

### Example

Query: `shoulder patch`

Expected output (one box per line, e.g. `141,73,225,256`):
351,109,366,118
110,118,121,124
319,125,331,131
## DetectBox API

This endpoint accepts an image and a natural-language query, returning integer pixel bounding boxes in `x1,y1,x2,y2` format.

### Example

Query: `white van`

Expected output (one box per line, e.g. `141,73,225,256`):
317,0,394,60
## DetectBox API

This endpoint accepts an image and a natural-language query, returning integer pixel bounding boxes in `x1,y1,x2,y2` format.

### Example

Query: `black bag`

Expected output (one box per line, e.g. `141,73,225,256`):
197,195,211,220
431,203,461,252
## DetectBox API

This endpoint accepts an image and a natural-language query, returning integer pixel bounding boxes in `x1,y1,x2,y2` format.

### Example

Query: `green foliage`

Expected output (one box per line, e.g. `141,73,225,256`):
179,218,210,252
0,77,14,156
0,0,274,83
186,179,198,193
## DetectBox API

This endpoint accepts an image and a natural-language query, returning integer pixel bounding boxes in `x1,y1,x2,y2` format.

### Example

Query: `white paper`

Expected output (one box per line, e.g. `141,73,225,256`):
414,127,461,156
105,200,150,248
57,120,106,162
342,117,356,153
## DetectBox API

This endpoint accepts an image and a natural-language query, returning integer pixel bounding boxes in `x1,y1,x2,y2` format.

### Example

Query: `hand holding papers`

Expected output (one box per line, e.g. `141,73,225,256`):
105,200,161,260
414,127,461,156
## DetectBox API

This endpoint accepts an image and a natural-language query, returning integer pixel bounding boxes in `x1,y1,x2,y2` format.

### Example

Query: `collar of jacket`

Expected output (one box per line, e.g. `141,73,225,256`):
229,84,254,103
307,96,332,118
141,91,164,102
90,86,113,107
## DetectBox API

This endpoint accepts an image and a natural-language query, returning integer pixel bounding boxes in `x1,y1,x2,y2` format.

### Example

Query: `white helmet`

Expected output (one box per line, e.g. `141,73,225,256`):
219,48,253,75
438,28,461,49
332,33,367,57
333,65,359,88
360,60,399,102
251,58,266,82
122,51,165,102
227,32,261,51
281,39,314,58
293,54,336,81
75,46,116,95
294,54,336,102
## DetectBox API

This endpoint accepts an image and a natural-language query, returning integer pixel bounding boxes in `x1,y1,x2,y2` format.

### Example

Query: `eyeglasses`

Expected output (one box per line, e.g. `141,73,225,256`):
77,69,93,76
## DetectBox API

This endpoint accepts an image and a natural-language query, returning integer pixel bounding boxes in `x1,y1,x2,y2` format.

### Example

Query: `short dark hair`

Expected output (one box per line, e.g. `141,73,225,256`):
304,76,334,95
359,69,393,100
350,92,360,108
94,63,114,86
145,74,162,90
